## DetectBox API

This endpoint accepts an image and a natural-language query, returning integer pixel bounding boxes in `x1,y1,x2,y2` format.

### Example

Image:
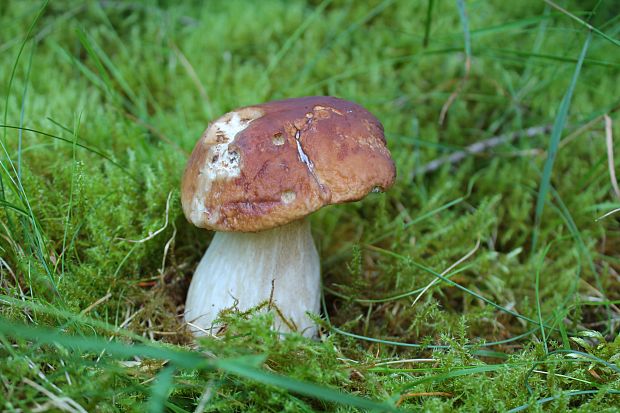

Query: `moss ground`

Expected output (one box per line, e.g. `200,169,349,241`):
1,0,620,411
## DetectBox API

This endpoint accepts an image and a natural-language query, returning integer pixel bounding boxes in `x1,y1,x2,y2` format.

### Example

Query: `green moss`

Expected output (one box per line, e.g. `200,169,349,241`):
1,0,619,411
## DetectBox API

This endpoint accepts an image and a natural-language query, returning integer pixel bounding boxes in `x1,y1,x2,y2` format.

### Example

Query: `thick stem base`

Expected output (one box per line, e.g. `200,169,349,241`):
184,220,320,337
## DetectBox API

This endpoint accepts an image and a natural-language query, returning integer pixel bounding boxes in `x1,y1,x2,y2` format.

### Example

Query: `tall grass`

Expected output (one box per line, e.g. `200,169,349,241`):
1,0,619,411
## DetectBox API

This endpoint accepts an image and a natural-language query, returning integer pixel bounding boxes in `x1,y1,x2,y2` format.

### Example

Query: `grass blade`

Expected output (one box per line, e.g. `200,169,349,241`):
366,245,555,330
0,319,207,368
60,115,81,277
423,0,434,47
507,389,620,413
535,243,552,354
215,358,399,412
17,41,36,181
148,366,175,413
0,319,399,412
2,0,48,144
0,124,138,182
532,31,592,252
398,364,509,392
544,0,620,47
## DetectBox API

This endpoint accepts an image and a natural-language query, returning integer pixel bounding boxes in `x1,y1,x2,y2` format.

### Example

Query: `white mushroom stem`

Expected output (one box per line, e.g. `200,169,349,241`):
184,219,321,337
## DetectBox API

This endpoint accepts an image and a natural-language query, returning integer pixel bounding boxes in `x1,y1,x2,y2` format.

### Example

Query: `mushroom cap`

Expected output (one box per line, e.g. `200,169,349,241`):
181,96,396,232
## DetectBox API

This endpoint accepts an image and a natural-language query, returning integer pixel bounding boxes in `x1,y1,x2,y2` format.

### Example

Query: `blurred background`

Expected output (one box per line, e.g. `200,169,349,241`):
1,1,619,411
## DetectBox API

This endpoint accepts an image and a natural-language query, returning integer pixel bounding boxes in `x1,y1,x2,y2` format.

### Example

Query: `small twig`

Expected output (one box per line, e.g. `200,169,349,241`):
439,55,470,125
80,292,112,315
439,0,471,125
0,257,27,302
119,307,144,329
372,358,436,366
580,280,620,314
170,41,214,120
150,330,179,336
159,222,177,280
596,208,620,221
96,307,144,363
533,369,593,384
604,114,620,200
117,192,173,243
59,359,72,386
25,356,62,393
268,279,275,311
186,321,218,337
194,380,216,413
272,303,298,333
411,238,480,307
413,124,551,178
559,115,602,148
23,378,87,413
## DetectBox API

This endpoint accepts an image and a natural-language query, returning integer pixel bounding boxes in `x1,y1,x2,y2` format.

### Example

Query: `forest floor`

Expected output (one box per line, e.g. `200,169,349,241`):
1,0,620,411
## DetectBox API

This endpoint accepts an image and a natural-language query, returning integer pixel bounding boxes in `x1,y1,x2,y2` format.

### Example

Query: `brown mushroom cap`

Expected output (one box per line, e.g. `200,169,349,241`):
181,96,396,232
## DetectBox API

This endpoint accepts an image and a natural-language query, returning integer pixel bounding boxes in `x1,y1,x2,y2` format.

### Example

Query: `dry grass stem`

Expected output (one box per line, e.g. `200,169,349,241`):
604,114,620,200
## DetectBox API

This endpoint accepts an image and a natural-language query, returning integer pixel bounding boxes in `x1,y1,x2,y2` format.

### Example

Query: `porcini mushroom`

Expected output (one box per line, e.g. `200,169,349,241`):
181,96,395,337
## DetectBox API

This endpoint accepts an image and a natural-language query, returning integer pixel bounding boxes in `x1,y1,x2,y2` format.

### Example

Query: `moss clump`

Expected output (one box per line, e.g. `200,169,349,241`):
1,0,619,411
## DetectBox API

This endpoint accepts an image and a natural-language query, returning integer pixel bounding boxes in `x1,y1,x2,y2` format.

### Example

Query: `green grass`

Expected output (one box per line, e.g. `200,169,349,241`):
1,0,620,411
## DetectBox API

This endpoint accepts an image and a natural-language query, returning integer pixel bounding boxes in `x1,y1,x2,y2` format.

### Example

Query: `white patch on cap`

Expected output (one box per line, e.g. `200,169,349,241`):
204,145,240,180
214,112,249,142
280,190,296,204
189,111,259,226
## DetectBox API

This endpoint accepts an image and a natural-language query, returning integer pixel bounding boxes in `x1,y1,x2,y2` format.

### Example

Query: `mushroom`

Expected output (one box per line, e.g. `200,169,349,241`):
181,96,395,337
